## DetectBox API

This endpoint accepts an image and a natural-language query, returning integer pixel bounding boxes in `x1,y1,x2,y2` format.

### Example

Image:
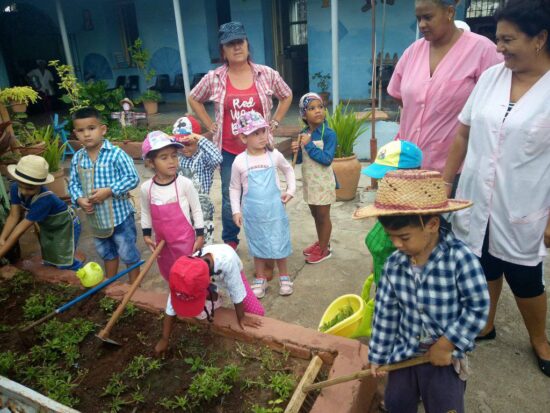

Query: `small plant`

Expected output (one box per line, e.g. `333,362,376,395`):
102,373,127,397
128,38,156,84
42,134,67,173
9,271,33,293
319,304,355,332
36,365,80,407
107,395,131,413
130,385,146,405
312,71,331,93
99,296,117,313
188,364,241,403
269,372,296,400
251,399,284,413
0,351,19,375
135,89,162,103
0,86,40,105
184,355,205,373
49,60,88,113
122,302,138,319
158,395,192,410
327,102,370,158
23,292,61,321
124,355,161,379
0,323,11,333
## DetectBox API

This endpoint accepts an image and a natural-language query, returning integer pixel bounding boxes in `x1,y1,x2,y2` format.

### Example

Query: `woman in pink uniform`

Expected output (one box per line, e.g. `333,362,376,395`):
388,0,501,183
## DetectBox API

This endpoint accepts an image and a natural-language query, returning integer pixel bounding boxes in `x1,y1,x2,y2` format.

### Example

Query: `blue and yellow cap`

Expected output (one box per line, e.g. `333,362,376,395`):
362,140,422,179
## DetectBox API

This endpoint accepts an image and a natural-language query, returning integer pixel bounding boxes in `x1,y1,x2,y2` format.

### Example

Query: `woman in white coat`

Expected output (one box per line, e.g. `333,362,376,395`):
443,0,550,376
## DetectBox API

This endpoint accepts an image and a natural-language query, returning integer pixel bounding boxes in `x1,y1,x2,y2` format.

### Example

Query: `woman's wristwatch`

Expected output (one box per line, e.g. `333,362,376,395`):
270,119,280,129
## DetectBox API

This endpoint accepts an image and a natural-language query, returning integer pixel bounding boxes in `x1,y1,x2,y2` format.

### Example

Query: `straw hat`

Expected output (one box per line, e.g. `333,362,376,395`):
7,155,54,186
353,170,472,219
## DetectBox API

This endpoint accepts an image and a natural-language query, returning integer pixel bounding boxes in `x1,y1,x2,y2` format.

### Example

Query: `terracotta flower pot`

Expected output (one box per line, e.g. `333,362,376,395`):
143,100,158,115
333,154,362,201
46,169,68,198
18,142,46,156
113,140,143,159
10,102,27,113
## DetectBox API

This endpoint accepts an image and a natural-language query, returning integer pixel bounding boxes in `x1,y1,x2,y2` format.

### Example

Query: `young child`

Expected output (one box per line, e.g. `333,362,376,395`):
291,92,337,264
230,111,296,298
69,107,141,282
0,155,81,269
362,140,423,285
154,244,265,356
140,131,204,281
354,170,490,413
172,115,222,245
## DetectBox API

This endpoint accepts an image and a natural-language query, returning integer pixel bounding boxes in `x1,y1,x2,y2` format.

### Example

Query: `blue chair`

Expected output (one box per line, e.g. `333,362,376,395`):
53,113,75,161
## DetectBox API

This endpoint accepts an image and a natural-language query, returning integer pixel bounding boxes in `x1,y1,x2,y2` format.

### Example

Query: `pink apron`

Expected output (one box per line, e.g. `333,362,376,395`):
149,180,195,281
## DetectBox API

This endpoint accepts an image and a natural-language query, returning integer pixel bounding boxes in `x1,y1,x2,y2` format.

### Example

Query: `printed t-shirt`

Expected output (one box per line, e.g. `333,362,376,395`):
221,77,262,155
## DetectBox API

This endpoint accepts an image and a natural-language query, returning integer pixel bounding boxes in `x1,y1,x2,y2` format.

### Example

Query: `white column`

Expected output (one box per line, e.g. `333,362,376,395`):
55,0,74,68
173,0,191,107
331,0,339,112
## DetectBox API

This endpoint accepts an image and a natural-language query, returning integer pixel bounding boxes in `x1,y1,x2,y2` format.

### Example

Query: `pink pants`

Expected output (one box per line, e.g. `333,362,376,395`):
240,271,265,316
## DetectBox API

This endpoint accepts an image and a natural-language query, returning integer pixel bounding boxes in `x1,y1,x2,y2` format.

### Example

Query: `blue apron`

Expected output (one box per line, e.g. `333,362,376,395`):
242,151,291,259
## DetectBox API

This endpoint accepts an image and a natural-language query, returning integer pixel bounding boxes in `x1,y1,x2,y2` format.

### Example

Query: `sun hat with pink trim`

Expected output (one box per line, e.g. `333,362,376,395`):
236,110,269,135
141,130,183,159
352,170,473,219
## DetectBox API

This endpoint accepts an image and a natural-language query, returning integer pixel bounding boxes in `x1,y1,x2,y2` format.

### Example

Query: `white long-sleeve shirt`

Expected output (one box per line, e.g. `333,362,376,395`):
140,175,204,233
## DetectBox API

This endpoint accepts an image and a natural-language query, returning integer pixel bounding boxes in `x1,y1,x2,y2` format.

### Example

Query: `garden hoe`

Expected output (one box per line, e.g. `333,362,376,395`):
96,240,165,346
17,260,145,345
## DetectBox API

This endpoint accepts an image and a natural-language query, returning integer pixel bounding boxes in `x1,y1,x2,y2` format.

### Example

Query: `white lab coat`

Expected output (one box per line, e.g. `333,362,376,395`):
452,63,550,266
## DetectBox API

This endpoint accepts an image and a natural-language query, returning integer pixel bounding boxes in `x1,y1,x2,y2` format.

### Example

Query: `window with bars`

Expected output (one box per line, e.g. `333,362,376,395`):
289,0,307,46
465,0,505,18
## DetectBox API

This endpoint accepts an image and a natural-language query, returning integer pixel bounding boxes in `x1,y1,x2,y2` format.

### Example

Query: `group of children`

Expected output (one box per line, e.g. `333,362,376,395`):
0,91,488,412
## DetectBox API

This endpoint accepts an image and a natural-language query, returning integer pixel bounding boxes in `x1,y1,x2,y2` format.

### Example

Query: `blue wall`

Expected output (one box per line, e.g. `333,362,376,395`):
230,0,268,65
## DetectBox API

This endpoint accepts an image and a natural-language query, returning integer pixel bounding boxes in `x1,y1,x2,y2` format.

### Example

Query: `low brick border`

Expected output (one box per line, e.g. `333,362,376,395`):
9,261,380,412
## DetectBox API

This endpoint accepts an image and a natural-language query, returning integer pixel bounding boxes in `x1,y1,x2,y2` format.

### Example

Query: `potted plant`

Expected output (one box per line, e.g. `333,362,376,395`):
12,120,49,156
312,72,331,107
136,89,161,116
0,87,40,113
128,38,159,115
42,134,68,198
327,102,370,201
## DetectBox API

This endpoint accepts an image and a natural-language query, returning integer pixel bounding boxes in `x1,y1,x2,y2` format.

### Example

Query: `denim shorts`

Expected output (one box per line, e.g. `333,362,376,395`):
94,213,141,265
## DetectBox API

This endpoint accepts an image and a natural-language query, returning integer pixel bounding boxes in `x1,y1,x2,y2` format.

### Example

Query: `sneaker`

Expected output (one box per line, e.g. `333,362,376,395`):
251,278,268,299
306,247,332,264
225,240,238,251
195,295,223,320
278,276,294,296
303,242,332,256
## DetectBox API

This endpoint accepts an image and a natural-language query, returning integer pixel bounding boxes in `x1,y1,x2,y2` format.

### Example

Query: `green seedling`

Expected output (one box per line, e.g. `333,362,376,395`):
10,271,33,293
0,350,24,375
130,385,146,404
158,395,192,410
250,398,284,413
260,347,288,372
125,355,161,379
23,292,61,320
241,376,266,391
186,324,201,333
188,364,242,403
99,296,117,313
121,302,138,319
184,356,204,373
102,373,127,397
319,304,355,332
36,365,80,407
268,372,296,400
107,395,131,413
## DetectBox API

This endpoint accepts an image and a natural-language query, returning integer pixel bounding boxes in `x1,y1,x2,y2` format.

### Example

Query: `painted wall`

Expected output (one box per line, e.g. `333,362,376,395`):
230,0,267,65
0,53,9,88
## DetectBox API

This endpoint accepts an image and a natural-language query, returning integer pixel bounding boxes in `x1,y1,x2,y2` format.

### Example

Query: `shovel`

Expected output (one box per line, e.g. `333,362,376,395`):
302,354,430,393
96,240,165,346
18,260,144,336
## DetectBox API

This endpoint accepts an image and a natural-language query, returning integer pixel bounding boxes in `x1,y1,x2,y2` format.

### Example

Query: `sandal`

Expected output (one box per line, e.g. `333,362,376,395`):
278,276,294,296
252,278,267,299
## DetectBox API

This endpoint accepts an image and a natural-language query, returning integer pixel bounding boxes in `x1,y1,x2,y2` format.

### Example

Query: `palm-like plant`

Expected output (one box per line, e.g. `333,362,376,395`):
327,102,370,158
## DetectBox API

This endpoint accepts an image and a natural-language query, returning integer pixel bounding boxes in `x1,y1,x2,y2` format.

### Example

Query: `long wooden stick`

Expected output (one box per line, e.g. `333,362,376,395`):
302,354,430,393
285,355,323,413
291,135,302,168
97,240,165,341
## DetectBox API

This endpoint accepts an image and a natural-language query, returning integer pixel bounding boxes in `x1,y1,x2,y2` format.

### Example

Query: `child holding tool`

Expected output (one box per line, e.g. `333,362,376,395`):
69,107,141,282
230,111,295,299
353,170,489,413
172,115,222,245
154,244,265,356
0,155,82,269
140,131,204,281
291,92,337,264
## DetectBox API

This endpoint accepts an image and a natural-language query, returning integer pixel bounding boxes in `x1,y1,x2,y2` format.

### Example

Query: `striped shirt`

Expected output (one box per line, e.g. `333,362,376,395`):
178,137,222,194
69,139,139,227
368,229,489,365
189,62,292,149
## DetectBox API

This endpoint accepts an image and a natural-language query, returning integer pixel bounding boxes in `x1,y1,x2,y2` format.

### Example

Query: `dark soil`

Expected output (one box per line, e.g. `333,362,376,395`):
0,272,311,412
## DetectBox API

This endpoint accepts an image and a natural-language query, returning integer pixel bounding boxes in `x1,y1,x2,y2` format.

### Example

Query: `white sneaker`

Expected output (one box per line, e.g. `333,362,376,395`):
195,295,223,320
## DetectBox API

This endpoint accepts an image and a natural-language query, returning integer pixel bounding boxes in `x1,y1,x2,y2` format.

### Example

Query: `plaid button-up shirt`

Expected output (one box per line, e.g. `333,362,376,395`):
178,137,222,194
189,62,292,149
69,140,139,227
368,229,489,365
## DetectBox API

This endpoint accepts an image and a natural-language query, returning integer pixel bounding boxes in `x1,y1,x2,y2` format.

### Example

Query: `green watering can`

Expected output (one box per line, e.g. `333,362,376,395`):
76,262,104,287
351,273,376,338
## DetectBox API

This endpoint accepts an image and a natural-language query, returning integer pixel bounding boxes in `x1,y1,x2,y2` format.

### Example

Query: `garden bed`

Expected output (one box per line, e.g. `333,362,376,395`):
0,272,314,412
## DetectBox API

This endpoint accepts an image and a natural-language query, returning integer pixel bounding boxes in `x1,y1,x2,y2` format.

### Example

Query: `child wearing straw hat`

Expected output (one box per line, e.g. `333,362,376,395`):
0,155,82,269
353,170,489,413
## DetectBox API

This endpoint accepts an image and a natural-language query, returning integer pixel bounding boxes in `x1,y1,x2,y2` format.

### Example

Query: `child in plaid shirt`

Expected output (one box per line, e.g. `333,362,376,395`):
353,170,489,413
69,107,141,283
173,115,222,245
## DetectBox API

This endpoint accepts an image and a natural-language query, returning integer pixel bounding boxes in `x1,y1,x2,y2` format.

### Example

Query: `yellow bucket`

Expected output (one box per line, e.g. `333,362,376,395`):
318,294,365,338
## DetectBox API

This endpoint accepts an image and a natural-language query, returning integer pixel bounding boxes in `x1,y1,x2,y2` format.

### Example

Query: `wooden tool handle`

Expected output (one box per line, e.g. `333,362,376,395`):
302,354,430,392
291,135,302,168
98,240,165,338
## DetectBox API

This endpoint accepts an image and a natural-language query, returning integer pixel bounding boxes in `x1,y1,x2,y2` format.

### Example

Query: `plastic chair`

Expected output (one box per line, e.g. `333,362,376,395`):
152,74,170,92
53,113,75,161
172,74,184,91
114,75,126,89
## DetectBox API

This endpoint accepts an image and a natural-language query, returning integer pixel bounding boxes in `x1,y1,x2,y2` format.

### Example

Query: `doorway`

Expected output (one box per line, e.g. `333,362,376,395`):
273,0,309,98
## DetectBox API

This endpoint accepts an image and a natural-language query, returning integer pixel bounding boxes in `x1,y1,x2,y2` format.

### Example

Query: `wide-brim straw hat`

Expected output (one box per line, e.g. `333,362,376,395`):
120,98,134,109
7,155,54,186
353,170,472,219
